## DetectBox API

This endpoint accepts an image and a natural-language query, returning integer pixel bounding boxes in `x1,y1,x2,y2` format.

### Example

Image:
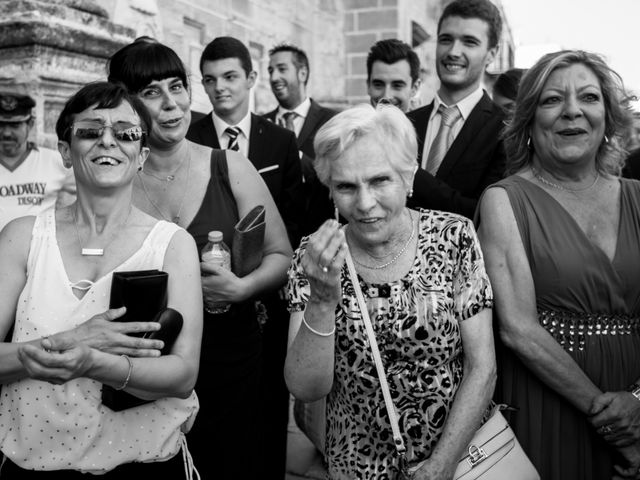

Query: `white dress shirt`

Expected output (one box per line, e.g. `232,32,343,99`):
211,110,252,158
275,97,311,137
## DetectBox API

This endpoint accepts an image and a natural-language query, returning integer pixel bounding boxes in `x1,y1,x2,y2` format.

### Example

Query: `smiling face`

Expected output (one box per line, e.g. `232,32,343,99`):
367,60,419,113
330,138,408,248
268,51,306,109
58,101,149,189
436,16,497,103
202,58,256,124
531,63,606,169
136,76,190,149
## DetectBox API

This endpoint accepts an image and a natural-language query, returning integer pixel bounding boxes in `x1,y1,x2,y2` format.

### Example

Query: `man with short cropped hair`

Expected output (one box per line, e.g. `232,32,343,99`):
366,38,421,113
408,0,506,218
0,92,74,230
187,36,303,245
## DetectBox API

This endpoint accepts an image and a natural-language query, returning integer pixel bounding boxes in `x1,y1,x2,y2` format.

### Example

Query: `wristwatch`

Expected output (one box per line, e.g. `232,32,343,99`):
627,382,640,401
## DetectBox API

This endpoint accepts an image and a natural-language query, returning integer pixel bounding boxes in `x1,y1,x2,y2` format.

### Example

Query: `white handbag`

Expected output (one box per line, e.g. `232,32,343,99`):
343,249,540,480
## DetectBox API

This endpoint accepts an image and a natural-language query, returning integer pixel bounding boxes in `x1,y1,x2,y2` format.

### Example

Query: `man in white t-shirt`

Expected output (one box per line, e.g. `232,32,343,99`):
0,92,75,231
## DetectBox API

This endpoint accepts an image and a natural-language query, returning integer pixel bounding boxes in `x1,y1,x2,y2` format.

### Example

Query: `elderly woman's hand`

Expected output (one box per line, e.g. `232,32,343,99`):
200,263,249,306
590,391,640,446
301,220,347,306
45,307,164,357
17,342,94,385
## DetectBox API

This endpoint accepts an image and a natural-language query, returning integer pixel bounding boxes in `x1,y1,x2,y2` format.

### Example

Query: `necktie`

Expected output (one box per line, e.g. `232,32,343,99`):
425,105,461,175
283,111,298,132
225,126,241,151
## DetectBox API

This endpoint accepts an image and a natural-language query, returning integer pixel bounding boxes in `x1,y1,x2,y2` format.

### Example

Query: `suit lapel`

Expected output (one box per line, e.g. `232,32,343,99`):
248,114,268,169
298,99,320,147
263,108,277,123
197,114,221,149
436,93,493,179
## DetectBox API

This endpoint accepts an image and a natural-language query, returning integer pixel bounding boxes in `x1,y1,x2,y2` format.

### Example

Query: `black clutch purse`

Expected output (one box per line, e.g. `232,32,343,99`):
102,270,183,411
232,205,265,277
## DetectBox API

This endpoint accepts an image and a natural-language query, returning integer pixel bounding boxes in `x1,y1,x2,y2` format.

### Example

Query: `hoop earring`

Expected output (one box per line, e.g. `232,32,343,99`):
604,135,610,144
527,136,532,149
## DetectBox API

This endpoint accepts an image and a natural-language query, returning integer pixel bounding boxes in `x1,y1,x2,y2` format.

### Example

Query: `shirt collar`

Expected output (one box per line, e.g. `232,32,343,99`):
211,110,252,138
277,97,311,120
430,86,485,122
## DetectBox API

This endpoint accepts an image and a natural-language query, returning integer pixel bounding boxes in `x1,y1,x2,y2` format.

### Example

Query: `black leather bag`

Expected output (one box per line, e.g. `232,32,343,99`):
232,205,265,277
102,270,183,411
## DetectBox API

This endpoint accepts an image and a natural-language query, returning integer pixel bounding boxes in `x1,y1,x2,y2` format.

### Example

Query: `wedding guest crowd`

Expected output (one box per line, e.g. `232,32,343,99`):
2,0,640,479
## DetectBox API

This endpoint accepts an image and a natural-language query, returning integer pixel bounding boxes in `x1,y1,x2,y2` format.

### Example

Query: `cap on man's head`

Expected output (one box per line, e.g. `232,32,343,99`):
0,93,35,122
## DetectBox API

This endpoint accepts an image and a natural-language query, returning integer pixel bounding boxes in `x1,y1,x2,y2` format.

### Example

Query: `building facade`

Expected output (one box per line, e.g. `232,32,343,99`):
0,0,513,146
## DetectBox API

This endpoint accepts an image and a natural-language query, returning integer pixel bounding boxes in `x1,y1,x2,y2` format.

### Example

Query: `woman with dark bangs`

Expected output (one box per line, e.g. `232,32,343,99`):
108,38,292,479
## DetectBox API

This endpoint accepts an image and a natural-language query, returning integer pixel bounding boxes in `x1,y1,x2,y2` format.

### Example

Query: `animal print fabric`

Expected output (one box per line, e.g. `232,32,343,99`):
286,209,493,479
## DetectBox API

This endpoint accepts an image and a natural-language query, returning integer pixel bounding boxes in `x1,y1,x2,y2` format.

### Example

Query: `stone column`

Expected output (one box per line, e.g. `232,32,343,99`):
0,0,135,147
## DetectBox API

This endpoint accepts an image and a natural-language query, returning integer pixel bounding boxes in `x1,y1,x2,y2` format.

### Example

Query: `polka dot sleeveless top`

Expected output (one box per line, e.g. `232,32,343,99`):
0,208,199,473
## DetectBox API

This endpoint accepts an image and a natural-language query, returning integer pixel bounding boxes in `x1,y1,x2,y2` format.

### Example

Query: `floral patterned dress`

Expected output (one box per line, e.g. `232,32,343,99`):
287,209,493,479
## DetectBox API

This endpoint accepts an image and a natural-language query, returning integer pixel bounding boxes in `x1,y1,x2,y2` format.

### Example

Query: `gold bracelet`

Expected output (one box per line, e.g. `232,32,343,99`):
302,314,336,337
115,354,133,390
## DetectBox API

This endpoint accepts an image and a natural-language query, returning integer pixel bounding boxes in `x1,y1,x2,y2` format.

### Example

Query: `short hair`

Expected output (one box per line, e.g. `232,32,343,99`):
55,81,151,148
200,36,252,76
503,50,632,176
313,104,418,191
438,0,503,49
269,43,310,85
366,39,420,84
493,68,526,101
107,39,189,93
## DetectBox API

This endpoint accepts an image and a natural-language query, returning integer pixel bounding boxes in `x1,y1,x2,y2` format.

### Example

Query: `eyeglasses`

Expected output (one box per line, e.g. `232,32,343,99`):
71,122,144,142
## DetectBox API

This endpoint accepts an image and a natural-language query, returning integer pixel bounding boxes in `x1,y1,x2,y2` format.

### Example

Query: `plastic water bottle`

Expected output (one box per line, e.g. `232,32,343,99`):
201,231,231,314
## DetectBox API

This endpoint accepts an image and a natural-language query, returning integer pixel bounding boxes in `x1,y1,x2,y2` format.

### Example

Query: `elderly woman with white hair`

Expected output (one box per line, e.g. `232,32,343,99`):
284,104,496,480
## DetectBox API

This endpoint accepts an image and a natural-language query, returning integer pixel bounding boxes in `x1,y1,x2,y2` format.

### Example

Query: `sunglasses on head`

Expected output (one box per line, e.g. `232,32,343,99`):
71,122,144,142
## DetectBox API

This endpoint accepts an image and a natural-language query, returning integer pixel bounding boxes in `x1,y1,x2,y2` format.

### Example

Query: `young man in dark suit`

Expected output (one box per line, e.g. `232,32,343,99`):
186,36,303,245
406,0,506,219
263,43,336,238
186,36,302,480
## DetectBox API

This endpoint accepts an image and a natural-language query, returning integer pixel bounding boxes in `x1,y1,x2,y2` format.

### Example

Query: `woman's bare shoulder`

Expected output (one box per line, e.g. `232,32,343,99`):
0,215,37,260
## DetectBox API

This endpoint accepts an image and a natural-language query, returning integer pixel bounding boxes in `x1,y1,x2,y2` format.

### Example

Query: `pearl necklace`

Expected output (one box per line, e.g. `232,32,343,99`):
138,152,191,224
351,211,415,270
532,167,599,193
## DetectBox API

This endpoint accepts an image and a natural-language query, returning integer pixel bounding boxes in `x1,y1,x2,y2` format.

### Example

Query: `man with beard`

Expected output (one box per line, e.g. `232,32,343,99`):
264,43,336,238
408,0,506,218
0,92,74,230
366,38,421,113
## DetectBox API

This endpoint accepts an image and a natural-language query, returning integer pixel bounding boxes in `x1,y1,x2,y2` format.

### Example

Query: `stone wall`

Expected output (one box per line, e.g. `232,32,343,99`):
0,0,135,147
106,0,347,114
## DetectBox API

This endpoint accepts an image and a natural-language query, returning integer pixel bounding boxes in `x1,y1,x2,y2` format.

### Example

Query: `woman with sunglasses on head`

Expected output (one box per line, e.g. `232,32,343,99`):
107,38,292,479
0,81,202,478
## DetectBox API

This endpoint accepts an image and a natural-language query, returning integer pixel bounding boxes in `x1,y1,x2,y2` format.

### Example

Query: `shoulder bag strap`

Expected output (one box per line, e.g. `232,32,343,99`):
344,246,407,457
